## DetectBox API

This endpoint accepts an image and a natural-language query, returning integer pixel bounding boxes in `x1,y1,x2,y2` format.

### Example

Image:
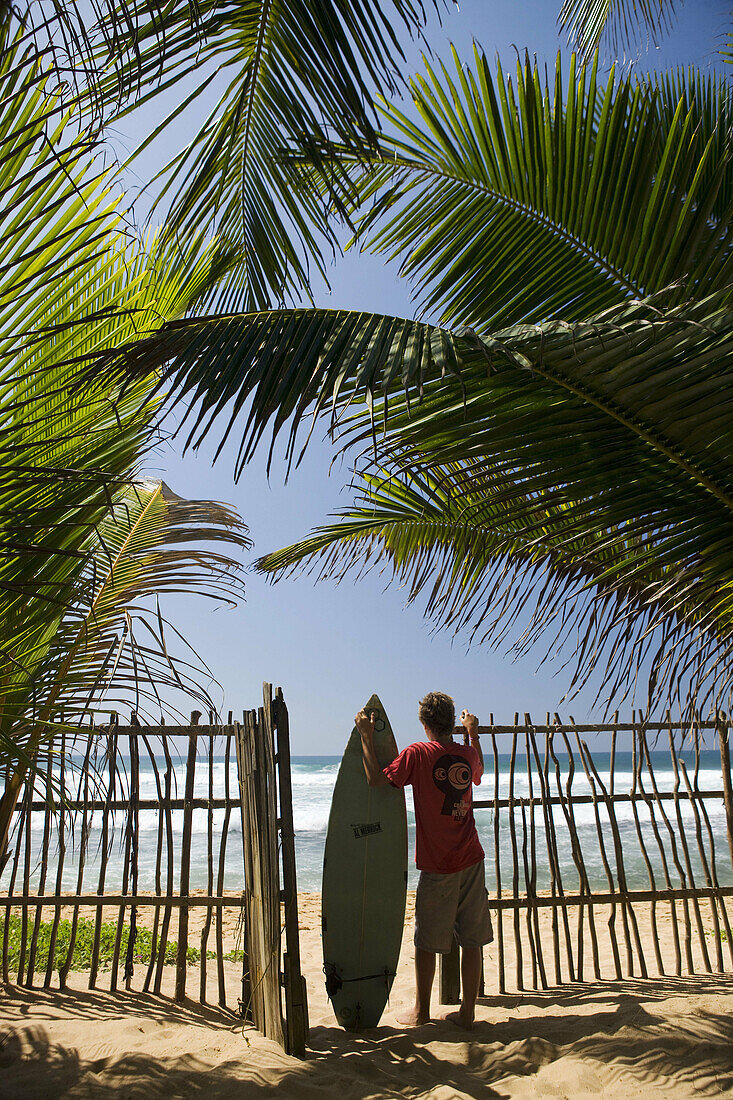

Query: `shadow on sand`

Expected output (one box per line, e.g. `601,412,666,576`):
2,975,733,1098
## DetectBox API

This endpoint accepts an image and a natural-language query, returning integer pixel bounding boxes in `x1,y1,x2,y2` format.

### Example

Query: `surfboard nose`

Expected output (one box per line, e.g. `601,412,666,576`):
357,694,387,733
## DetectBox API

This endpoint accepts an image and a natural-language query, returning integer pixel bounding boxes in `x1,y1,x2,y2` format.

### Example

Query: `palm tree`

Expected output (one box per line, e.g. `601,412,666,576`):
98,47,733,715
558,1,733,66
0,18,251,857
2,0,452,773
1,0,444,838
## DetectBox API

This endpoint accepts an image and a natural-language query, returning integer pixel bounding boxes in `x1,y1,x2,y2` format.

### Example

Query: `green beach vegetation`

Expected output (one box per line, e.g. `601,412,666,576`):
0,912,244,971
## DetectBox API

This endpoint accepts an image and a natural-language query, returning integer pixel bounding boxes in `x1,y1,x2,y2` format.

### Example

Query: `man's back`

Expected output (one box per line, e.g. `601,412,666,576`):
384,738,484,873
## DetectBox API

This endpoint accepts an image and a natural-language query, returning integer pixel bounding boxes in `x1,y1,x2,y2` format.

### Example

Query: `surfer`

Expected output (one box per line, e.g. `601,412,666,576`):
356,691,492,1031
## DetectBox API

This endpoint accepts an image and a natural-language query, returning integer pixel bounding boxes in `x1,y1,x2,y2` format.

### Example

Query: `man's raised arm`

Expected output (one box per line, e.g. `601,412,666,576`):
460,709,484,782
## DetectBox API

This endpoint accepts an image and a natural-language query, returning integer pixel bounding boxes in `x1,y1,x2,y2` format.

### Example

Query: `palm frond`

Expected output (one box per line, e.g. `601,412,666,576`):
558,0,680,59
119,286,733,711
94,0,449,311
325,49,733,330
0,2,193,115
721,28,733,65
0,15,247,782
102,307,473,478
4,478,249,764
254,461,704,711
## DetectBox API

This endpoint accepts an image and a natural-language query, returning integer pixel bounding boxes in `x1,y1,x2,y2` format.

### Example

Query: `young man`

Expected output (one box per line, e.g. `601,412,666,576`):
356,691,492,1030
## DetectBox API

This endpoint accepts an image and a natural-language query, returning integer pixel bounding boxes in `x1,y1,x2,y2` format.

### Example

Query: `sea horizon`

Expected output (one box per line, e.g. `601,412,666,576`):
4,746,728,896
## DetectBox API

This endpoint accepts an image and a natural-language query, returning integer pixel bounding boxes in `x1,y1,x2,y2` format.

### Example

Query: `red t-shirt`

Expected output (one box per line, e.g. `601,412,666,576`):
383,739,484,873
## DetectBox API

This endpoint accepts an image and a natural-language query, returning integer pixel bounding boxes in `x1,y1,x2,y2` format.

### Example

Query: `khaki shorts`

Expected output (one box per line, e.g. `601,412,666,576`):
414,860,493,953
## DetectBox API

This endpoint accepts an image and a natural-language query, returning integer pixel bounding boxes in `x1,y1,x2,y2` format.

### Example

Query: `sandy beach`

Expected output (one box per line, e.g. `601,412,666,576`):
3,892,733,1097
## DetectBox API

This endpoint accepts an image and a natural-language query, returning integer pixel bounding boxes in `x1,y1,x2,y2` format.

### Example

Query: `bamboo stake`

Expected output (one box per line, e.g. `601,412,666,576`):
523,722,547,988
717,714,733,875
666,721,711,973
45,732,67,988
491,731,505,994
250,706,269,1031
199,730,215,1003
554,720,601,980
142,734,165,993
275,688,308,1056
573,727,622,980
175,730,198,1003
3,894,247,907
543,727,575,982
628,720,664,976
124,727,140,990
90,728,116,989
259,695,286,1046
215,733,233,1009
522,731,538,988
689,721,733,968
546,728,583,980
3,775,28,982
59,735,93,989
109,730,133,994
17,768,32,984
640,729,694,973
520,800,539,989
153,735,175,995
235,718,253,1019
677,749,723,972
507,719,523,990
7,886,733,910
527,716,571,983
579,736,647,979
239,712,263,1026
25,753,53,987
634,721,682,976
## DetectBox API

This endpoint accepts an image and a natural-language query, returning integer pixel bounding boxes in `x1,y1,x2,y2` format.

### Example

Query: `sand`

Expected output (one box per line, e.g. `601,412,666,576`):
3,892,733,1098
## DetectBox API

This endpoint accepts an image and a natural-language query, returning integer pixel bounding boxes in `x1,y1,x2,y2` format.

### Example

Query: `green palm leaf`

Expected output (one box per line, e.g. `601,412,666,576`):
116,289,733,709
558,0,679,59
255,461,689,708
8,479,249,746
0,17,246,800
0,477,249,855
103,307,472,477
95,0,447,311
322,48,733,329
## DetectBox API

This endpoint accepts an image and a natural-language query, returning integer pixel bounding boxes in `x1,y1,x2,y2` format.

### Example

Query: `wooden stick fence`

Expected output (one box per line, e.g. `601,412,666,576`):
5,703,733,1028
439,714,733,1001
0,684,308,1057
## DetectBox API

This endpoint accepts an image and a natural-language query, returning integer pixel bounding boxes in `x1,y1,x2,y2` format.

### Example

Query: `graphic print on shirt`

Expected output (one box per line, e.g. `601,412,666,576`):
432,754,472,820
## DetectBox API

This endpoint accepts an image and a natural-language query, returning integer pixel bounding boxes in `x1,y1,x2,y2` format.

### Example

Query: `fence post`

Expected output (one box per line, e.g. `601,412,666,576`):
273,687,309,1055
717,714,733,874
439,938,461,1004
176,729,198,1002
236,703,286,1048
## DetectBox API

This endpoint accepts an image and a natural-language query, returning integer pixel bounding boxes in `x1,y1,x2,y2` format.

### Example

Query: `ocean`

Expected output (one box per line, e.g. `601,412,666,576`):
5,750,731,895
292,752,733,892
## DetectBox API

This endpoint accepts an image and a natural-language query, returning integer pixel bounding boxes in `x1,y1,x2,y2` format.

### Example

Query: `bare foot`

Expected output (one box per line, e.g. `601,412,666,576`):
396,1008,431,1027
442,1008,474,1031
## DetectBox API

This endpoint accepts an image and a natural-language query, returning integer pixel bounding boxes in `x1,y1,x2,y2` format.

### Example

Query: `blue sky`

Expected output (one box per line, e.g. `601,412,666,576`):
118,0,728,753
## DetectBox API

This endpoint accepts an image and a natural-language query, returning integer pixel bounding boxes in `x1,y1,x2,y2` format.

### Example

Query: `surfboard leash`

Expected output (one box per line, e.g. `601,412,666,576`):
323,962,395,999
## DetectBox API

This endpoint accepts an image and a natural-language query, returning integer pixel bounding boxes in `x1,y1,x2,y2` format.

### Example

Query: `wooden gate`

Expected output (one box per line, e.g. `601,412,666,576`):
0,682,308,1056
236,685,308,1054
